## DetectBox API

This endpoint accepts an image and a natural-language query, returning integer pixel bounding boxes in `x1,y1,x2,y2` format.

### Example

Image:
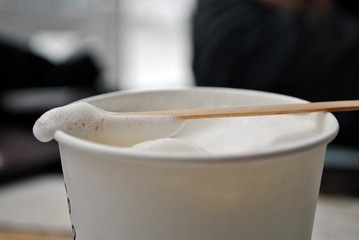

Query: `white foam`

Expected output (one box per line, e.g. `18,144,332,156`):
33,102,326,155
133,138,209,154
33,102,185,147
174,113,325,155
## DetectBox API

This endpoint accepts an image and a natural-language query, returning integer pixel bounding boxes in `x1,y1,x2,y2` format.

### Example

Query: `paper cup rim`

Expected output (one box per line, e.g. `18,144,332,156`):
54,87,339,164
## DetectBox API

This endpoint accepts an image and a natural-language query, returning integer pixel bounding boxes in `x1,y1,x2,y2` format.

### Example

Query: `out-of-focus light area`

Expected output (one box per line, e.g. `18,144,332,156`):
0,0,195,93
117,0,195,89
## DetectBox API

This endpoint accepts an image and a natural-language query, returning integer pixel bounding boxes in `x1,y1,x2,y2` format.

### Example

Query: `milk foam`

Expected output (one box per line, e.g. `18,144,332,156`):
33,102,185,147
174,113,324,155
133,138,209,154
33,101,325,155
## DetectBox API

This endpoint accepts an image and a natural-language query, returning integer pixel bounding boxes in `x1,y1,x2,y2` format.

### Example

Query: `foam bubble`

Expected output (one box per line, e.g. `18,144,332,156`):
33,102,185,146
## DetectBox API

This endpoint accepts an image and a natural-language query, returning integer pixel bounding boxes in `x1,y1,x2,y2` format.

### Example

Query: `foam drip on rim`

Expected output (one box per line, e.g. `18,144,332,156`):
33,102,185,147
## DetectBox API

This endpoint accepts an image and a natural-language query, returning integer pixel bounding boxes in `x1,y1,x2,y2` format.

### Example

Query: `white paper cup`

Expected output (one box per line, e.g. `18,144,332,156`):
54,88,338,240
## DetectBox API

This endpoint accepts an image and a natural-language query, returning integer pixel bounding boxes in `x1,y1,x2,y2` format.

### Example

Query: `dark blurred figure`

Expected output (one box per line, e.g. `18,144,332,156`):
0,37,100,91
193,0,359,148
192,0,359,196
0,37,100,184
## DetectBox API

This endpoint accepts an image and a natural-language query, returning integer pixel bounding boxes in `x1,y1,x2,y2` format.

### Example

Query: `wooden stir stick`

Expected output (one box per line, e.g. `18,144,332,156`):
124,100,359,120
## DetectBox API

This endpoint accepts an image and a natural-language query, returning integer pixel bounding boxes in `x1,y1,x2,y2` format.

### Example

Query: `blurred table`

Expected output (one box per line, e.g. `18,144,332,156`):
0,174,358,240
0,229,71,240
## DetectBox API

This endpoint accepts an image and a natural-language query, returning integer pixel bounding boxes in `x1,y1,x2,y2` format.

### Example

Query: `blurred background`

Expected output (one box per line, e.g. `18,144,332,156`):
0,0,195,184
0,0,358,239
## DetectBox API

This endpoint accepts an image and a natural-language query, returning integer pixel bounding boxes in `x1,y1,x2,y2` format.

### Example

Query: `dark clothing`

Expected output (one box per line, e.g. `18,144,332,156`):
192,0,359,147
0,38,100,90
